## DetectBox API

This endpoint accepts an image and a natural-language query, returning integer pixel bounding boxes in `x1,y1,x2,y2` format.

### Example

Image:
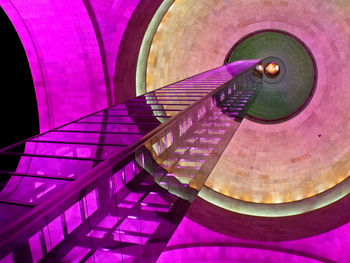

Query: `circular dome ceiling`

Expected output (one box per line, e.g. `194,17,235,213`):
141,0,350,217
225,29,317,124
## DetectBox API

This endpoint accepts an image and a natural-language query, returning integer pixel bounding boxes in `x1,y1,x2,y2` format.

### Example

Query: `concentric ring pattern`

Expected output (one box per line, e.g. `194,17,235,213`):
144,0,350,215
225,29,317,124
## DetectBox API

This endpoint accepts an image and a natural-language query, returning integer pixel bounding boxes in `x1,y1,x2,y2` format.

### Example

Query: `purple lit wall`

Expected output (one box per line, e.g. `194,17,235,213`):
1,0,144,131
157,216,350,262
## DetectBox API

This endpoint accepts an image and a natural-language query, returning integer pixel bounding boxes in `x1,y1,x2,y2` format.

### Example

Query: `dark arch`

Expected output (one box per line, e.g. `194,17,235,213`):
0,8,39,189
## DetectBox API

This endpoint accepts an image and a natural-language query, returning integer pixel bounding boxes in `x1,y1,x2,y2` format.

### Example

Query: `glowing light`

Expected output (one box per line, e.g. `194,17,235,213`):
265,62,280,77
253,63,264,78
255,64,264,73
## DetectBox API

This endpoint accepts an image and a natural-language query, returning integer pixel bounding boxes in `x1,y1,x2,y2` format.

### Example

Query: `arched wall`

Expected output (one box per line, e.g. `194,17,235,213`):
1,0,166,131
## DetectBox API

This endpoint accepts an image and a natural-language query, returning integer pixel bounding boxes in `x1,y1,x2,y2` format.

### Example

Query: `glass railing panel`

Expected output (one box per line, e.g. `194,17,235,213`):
32,131,142,146
2,141,124,160
57,122,143,134
76,115,161,126
32,130,103,144
0,203,33,228
101,108,178,117
0,175,70,205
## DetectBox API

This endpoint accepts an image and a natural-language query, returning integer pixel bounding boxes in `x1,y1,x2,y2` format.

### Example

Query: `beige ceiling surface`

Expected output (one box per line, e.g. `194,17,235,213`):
145,0,350,206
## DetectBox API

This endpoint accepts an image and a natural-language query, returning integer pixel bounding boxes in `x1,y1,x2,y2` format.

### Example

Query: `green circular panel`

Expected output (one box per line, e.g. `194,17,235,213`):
225,29,317,123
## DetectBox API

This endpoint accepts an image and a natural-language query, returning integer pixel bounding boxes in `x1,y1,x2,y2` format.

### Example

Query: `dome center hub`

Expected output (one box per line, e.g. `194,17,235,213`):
265,62,280,77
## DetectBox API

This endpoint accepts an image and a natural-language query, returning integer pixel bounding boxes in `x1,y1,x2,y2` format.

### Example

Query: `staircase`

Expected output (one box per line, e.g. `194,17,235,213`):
0,60,261,263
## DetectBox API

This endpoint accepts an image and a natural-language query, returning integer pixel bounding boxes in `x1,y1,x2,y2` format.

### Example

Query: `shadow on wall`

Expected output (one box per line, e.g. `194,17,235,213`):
187,196,350,242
